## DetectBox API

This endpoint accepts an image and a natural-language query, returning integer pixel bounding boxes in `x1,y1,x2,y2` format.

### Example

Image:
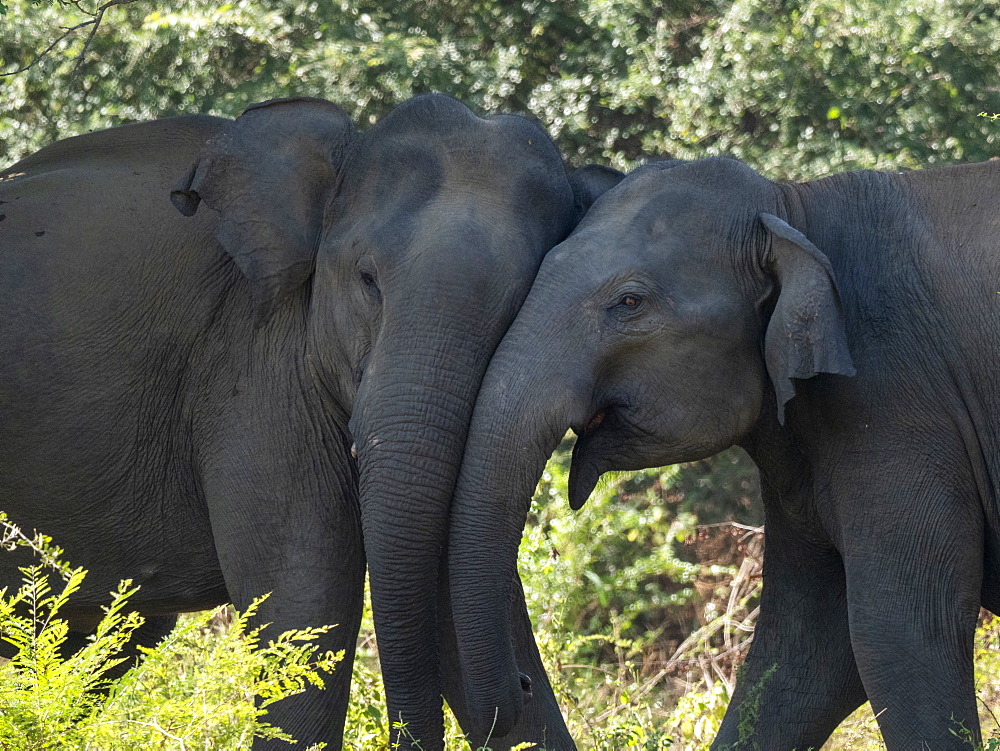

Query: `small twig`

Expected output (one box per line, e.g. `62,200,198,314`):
696,522,764,533
0,0,141,78
557,663,620,676
980,692,1000,732
72,0,139,73
0,19,93,77
83,719,188,748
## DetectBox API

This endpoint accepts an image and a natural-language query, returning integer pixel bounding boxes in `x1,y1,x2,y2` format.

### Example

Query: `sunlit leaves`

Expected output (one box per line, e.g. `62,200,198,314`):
5,0,996,174
660,0,1000,179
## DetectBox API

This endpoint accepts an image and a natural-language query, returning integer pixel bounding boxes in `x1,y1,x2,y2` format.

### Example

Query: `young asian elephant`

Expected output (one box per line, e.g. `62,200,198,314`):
0,94,615,750
446,156,1000,749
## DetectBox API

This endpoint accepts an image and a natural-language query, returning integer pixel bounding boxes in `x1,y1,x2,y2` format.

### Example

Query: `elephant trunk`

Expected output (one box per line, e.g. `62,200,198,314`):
447,335,582,737
350,320,490,751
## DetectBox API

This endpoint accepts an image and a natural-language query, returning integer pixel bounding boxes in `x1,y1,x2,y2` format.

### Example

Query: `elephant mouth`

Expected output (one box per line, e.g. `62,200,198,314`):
518,672,533,703
574,398,629,438
352,349,371,389
306,352,348,419
582,408,607,433
568,401,634,510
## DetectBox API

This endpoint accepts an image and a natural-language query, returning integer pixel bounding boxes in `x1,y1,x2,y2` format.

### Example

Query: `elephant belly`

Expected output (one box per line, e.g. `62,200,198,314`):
0,467,229,613
0,368,229,614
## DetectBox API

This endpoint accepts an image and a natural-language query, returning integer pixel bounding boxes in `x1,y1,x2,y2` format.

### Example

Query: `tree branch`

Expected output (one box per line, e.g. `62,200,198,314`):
0,0,141,78
72,0,138,73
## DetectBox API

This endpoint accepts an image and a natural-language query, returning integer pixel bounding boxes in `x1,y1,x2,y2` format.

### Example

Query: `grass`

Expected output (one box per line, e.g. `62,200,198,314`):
2,470,999,750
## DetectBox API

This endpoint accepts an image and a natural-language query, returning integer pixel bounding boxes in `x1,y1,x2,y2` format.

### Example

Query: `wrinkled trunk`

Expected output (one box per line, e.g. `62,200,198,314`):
350,319,490,751
447,343,582,737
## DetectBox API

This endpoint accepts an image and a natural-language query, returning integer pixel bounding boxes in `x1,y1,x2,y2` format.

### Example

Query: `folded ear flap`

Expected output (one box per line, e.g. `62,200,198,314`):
760,212,856,424
171,97,356,327
569,164,625,222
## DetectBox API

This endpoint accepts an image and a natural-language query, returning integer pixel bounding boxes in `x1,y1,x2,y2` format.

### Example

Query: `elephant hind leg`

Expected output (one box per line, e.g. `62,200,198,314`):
714,520,866,750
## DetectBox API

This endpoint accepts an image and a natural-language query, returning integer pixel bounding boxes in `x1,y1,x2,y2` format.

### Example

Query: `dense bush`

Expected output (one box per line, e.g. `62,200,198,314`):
0,514,340,749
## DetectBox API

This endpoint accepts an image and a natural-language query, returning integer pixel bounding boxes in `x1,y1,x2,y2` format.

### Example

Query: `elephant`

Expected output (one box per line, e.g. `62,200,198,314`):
0,94,618,749
445,155,1000,749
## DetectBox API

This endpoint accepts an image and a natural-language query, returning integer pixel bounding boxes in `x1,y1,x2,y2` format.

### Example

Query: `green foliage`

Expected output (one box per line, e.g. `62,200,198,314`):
94,604,338,748
0,0,722,164
666,683,728,750
951,715,1000,751
660,0,1000,179
4,0,998,174
0,570,145,747
975,615,1000,743
0,515,341,749
522,439,757,647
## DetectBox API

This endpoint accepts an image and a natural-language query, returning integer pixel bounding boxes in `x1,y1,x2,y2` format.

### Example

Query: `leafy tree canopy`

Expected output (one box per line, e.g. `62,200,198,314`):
2,0,997,176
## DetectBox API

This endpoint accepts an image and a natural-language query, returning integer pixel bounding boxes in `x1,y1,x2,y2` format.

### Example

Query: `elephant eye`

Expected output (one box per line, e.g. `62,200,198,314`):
359,270,382,302
612,294,642,312
608,291,647,322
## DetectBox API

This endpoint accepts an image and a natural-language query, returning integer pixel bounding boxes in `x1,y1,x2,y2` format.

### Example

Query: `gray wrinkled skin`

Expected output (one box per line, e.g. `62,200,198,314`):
0,94,615,750
448,156,1000,749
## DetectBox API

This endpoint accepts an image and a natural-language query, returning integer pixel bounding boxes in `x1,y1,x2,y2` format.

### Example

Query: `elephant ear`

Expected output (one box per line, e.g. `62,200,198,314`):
760,212,856,424
171,97,356,327
569,164,625,221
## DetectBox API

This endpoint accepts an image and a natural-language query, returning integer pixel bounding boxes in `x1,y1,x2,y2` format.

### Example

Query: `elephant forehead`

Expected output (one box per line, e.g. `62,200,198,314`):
541,234,636,291
342,139,447,206
432,136,568,216
577,184,724,259
344,140,551,213
325,182,537,274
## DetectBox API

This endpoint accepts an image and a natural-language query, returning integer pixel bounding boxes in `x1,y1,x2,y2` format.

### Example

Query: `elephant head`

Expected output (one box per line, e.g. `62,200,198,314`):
447,157,855,734
172,94,622,747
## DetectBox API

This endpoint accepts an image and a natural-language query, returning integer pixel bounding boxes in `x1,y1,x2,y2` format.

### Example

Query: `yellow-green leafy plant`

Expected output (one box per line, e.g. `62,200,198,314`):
0,512,341,749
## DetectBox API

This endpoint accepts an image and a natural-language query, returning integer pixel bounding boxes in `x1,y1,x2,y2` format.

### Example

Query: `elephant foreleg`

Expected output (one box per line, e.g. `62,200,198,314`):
201,409,364,751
